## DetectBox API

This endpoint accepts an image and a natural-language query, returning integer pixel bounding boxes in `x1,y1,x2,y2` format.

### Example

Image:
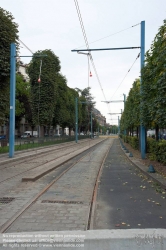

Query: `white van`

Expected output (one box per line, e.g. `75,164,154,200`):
21,131,38,138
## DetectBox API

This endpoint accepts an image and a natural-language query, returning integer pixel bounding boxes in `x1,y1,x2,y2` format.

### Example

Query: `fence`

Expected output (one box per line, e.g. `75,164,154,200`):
0,135,91,154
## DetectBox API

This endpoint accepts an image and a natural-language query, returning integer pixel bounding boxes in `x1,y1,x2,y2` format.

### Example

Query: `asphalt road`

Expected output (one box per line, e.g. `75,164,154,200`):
94,139,166,229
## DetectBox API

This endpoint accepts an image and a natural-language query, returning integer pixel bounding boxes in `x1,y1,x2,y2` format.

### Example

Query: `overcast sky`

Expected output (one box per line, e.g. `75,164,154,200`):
1,0,166,125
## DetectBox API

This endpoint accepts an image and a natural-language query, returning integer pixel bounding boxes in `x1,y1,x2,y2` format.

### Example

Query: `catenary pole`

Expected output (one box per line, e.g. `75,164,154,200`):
91,111,93,138
140,21,146,159
75,97,78,143
9,43,16,158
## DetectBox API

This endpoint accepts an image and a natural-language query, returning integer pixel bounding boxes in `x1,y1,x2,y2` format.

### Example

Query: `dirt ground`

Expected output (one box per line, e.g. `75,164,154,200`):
123,141,166,178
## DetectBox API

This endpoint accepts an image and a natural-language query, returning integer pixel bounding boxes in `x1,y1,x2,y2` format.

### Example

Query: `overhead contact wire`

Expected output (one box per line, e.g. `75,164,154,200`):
74,23,140,50
18,39,34,54
110,52,140,100
74,0,110,114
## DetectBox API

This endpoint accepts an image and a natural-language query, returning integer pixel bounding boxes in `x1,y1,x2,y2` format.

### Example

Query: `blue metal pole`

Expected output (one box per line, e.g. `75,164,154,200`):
123,93,126,136
140,21,146,159
75,97,78,143
118,116,120,134
9,43,16,158
91,112,92,138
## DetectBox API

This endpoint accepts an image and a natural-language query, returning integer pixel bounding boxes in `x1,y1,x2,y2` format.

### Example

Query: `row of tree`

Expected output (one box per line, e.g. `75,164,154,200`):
120,19,166,139
0,7,105,136
28,50,99,134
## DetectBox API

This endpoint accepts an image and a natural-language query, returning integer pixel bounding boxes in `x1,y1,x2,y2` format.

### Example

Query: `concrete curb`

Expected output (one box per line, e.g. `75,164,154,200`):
0,229,166,249
22,138,108,181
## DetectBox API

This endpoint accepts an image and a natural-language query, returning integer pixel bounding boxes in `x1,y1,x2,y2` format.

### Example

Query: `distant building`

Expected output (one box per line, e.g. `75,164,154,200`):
17,58,29,82
93,108,106,126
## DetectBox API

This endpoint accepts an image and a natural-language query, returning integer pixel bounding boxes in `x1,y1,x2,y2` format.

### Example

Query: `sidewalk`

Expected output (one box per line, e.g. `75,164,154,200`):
94,138,166,230
120,139,166,190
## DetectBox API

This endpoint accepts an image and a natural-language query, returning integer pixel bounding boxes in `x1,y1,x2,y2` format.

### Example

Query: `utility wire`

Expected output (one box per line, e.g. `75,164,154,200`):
110,52,140,100
74,23,140,50
74,0,109,112
108,52,140,123
18,39,34,54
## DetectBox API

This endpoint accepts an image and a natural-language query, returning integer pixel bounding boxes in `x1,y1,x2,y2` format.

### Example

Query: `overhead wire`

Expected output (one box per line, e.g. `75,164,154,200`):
74,0,107,146
74,23,140,50
74,0,109,105
110,52,140,100
74,0,140,126
18,39,34,54
108,52,140,123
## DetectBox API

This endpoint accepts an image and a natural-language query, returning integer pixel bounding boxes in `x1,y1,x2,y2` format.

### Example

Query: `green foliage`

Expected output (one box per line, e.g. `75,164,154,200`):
0,84,9,124
123,135,166,165
28,50,60,126
66,87,78,129
0,7,19,83
147,138,166,164
15,73,34,130
121,19,166,145
75,87,96,132
121,135,139,150
53,74,70,127
16,74,30,116
120,79,140,133
141,19,166,129
0,7,19,124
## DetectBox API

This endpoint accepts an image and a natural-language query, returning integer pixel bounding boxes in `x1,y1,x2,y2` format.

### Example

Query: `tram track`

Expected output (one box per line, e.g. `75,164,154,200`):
0,139,92,170
0,147,97,233
0,139,104,184
0,138,113,233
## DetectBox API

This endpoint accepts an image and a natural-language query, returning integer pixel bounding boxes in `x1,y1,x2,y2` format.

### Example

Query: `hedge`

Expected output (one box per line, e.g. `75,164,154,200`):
120,134,166,165
120,135,139,150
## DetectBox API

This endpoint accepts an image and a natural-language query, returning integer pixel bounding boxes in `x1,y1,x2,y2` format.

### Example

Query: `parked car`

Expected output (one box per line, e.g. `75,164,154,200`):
0,135,6,140
162,134,166,140
21,131,38,138
53,134,61,137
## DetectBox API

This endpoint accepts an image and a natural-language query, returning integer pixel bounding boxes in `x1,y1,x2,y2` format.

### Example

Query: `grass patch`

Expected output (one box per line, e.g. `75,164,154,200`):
0,135,91,154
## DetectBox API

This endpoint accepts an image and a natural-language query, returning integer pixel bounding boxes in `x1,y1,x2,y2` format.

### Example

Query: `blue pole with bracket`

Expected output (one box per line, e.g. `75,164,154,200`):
123,93,126,136
75,97,78,143
140,21,146,159
91,111,92,138
118,116,120,134
9,43,16,158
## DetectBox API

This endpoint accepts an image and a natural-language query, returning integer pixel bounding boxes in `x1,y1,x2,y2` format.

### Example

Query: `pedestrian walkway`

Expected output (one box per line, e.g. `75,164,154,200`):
94,138,166,229
6,139,113,232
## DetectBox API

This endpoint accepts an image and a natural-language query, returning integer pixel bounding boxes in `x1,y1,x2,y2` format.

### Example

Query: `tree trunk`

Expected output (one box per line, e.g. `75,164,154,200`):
155,125,159,141
69,127,71,136
131,126,133,137
136,127,139,138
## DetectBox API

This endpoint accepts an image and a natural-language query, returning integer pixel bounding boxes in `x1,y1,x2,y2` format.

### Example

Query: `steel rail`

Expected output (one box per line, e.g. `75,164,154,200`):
0,139,103,184
87,141,113,229
0,139,107,233
0,139,91,168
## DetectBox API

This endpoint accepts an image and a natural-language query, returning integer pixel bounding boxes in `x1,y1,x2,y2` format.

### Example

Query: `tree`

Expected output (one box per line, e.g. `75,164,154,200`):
66,87,79,135
75,87,95,133
28,50,60,128
141,19,166,139
120,79,140,135
0,7,19,124
15,73,32,134
53,74,71,133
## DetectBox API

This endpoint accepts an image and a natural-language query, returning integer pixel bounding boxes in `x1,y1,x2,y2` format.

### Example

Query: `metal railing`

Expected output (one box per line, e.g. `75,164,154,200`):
0,135,91,154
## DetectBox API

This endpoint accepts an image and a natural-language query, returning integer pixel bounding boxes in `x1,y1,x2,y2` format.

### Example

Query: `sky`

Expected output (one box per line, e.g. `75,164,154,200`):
1,0,166,125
